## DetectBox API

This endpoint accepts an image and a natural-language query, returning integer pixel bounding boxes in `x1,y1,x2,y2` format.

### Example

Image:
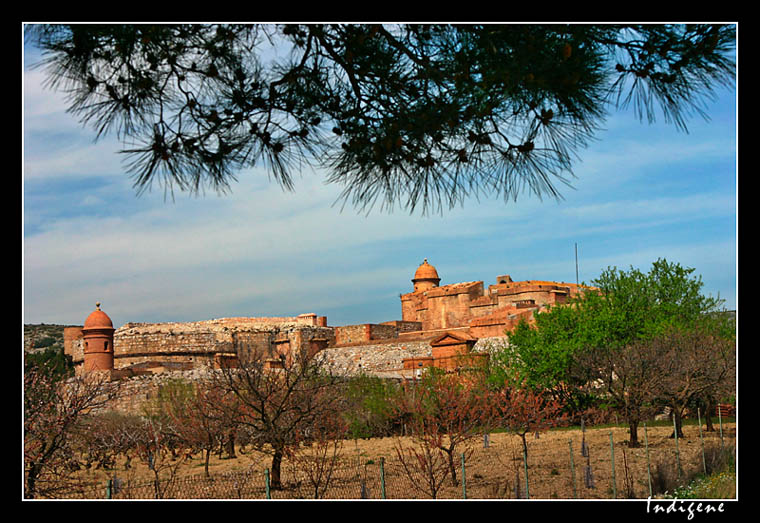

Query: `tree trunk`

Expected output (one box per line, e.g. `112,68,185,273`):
270,451,283,490
520,433,529,460
225,432,236,459
627,420,640,447
204,449,211,478
25,463,39,499
705,397,715,432
670,407,685,438
444,447,458,487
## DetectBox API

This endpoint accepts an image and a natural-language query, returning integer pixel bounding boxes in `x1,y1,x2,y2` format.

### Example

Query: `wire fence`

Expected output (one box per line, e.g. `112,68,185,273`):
69,421,735,500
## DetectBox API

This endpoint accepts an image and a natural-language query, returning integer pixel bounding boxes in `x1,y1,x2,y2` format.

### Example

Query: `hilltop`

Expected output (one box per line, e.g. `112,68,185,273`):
23,323,70,354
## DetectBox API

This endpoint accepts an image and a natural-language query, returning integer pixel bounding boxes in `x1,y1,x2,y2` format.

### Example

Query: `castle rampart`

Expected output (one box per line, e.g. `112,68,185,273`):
64,260,592,391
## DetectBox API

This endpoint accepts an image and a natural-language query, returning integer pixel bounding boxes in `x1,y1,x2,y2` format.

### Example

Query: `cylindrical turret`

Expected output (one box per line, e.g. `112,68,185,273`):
412,258,441,292
82,302,115,373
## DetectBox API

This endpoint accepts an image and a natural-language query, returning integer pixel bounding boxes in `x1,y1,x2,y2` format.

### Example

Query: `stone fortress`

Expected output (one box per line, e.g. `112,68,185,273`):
64,259,592,382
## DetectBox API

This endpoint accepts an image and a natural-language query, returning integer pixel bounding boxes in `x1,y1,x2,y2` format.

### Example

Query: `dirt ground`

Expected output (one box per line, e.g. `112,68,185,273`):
71,421,736,500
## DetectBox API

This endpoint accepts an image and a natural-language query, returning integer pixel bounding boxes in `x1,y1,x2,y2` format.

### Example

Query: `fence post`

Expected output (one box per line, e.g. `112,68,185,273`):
698,407,707,475
569,439,577,498
673,415,682,480
380,457,386,499
461,453,467,499
609,431,617,499
718,405,724,449
581,417,588,457
644,422,652,499
264,468,271,499
523,445,530,499
106,479,112,499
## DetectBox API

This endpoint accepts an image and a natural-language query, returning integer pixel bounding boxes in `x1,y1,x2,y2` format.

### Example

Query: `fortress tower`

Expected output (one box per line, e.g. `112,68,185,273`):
82,302,115,373
411,259,441,292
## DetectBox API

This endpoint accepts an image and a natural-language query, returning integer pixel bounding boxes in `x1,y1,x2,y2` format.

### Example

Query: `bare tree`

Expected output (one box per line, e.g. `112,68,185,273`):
128,415,192,499
393,370,492,487
153,377,238,478
393,424,452,499
654,325,735,438
24,369,120,498
576,339,663,447
286,409,348,499
491,381,568,460
209,346,345,490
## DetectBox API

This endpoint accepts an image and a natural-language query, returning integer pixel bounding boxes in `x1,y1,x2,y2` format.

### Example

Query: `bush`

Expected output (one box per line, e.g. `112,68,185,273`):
33,336,58,349
653,442,736,499
24,347,74,381
342,375,403,439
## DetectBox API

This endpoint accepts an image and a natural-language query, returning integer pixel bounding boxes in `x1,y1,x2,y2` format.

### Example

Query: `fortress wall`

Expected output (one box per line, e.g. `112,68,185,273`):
379,320,423,333
65,329,85,364
368,323,399,341
334,324,371,346
332,324,396,346
317,340,433,376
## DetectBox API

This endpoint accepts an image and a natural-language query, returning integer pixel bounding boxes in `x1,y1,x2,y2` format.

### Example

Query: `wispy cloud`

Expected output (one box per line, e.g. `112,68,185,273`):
22,42,737,328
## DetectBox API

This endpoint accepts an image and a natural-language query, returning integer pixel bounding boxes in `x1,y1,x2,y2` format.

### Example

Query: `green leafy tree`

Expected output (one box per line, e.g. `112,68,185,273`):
25,24,735,214
502,258,729,445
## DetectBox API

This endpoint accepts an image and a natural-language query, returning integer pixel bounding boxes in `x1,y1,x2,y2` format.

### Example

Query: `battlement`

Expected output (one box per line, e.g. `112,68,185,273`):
65,261,592,381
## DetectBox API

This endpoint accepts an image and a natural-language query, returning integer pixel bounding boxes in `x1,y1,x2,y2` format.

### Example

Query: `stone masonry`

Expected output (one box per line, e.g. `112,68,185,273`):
64,260,592,404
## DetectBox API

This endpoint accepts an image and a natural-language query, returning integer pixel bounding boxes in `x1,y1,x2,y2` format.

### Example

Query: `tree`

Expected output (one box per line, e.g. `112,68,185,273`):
653,323,735,438
287,407,348,499
24,368,120,498
491,381,568,459
393,369,492,487
25,24,735,214
490,300,595,414
343,373,404,439
574,338,663,447
503,258,728,445
209,347,345,490
24,346,74,382
150,377,237,477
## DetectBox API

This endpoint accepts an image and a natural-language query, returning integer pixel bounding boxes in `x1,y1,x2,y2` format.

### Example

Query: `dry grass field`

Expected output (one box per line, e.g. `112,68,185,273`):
66,420,736,500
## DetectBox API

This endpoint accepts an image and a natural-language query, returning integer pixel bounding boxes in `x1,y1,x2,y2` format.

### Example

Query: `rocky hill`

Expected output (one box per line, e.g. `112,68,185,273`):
23,323,69,354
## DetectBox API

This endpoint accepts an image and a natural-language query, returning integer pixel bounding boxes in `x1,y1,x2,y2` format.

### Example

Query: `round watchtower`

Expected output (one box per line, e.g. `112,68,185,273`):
82,302,115,373
412,259,441,292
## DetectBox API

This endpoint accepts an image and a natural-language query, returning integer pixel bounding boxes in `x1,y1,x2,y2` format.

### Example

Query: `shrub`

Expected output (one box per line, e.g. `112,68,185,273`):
33,336,58,349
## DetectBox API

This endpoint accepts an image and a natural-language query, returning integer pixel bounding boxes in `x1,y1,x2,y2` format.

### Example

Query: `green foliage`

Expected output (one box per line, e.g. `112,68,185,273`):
33,336,57,349
24,346,74,382
143,378,196,422
25,24,735,214
493,258,727,415
342,374,403,439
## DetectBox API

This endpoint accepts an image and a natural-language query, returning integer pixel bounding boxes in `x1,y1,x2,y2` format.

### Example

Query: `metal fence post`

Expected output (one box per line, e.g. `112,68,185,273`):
106,479,112,499
569,440,577,498
264,468,271,499
461,453,467,499
609,431,617,499
644,422,652,498
698,407,707,475
673,415,682,480
380,457,386,499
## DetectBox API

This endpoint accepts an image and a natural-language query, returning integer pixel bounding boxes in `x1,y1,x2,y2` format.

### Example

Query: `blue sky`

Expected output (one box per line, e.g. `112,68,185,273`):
22,30,737,330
